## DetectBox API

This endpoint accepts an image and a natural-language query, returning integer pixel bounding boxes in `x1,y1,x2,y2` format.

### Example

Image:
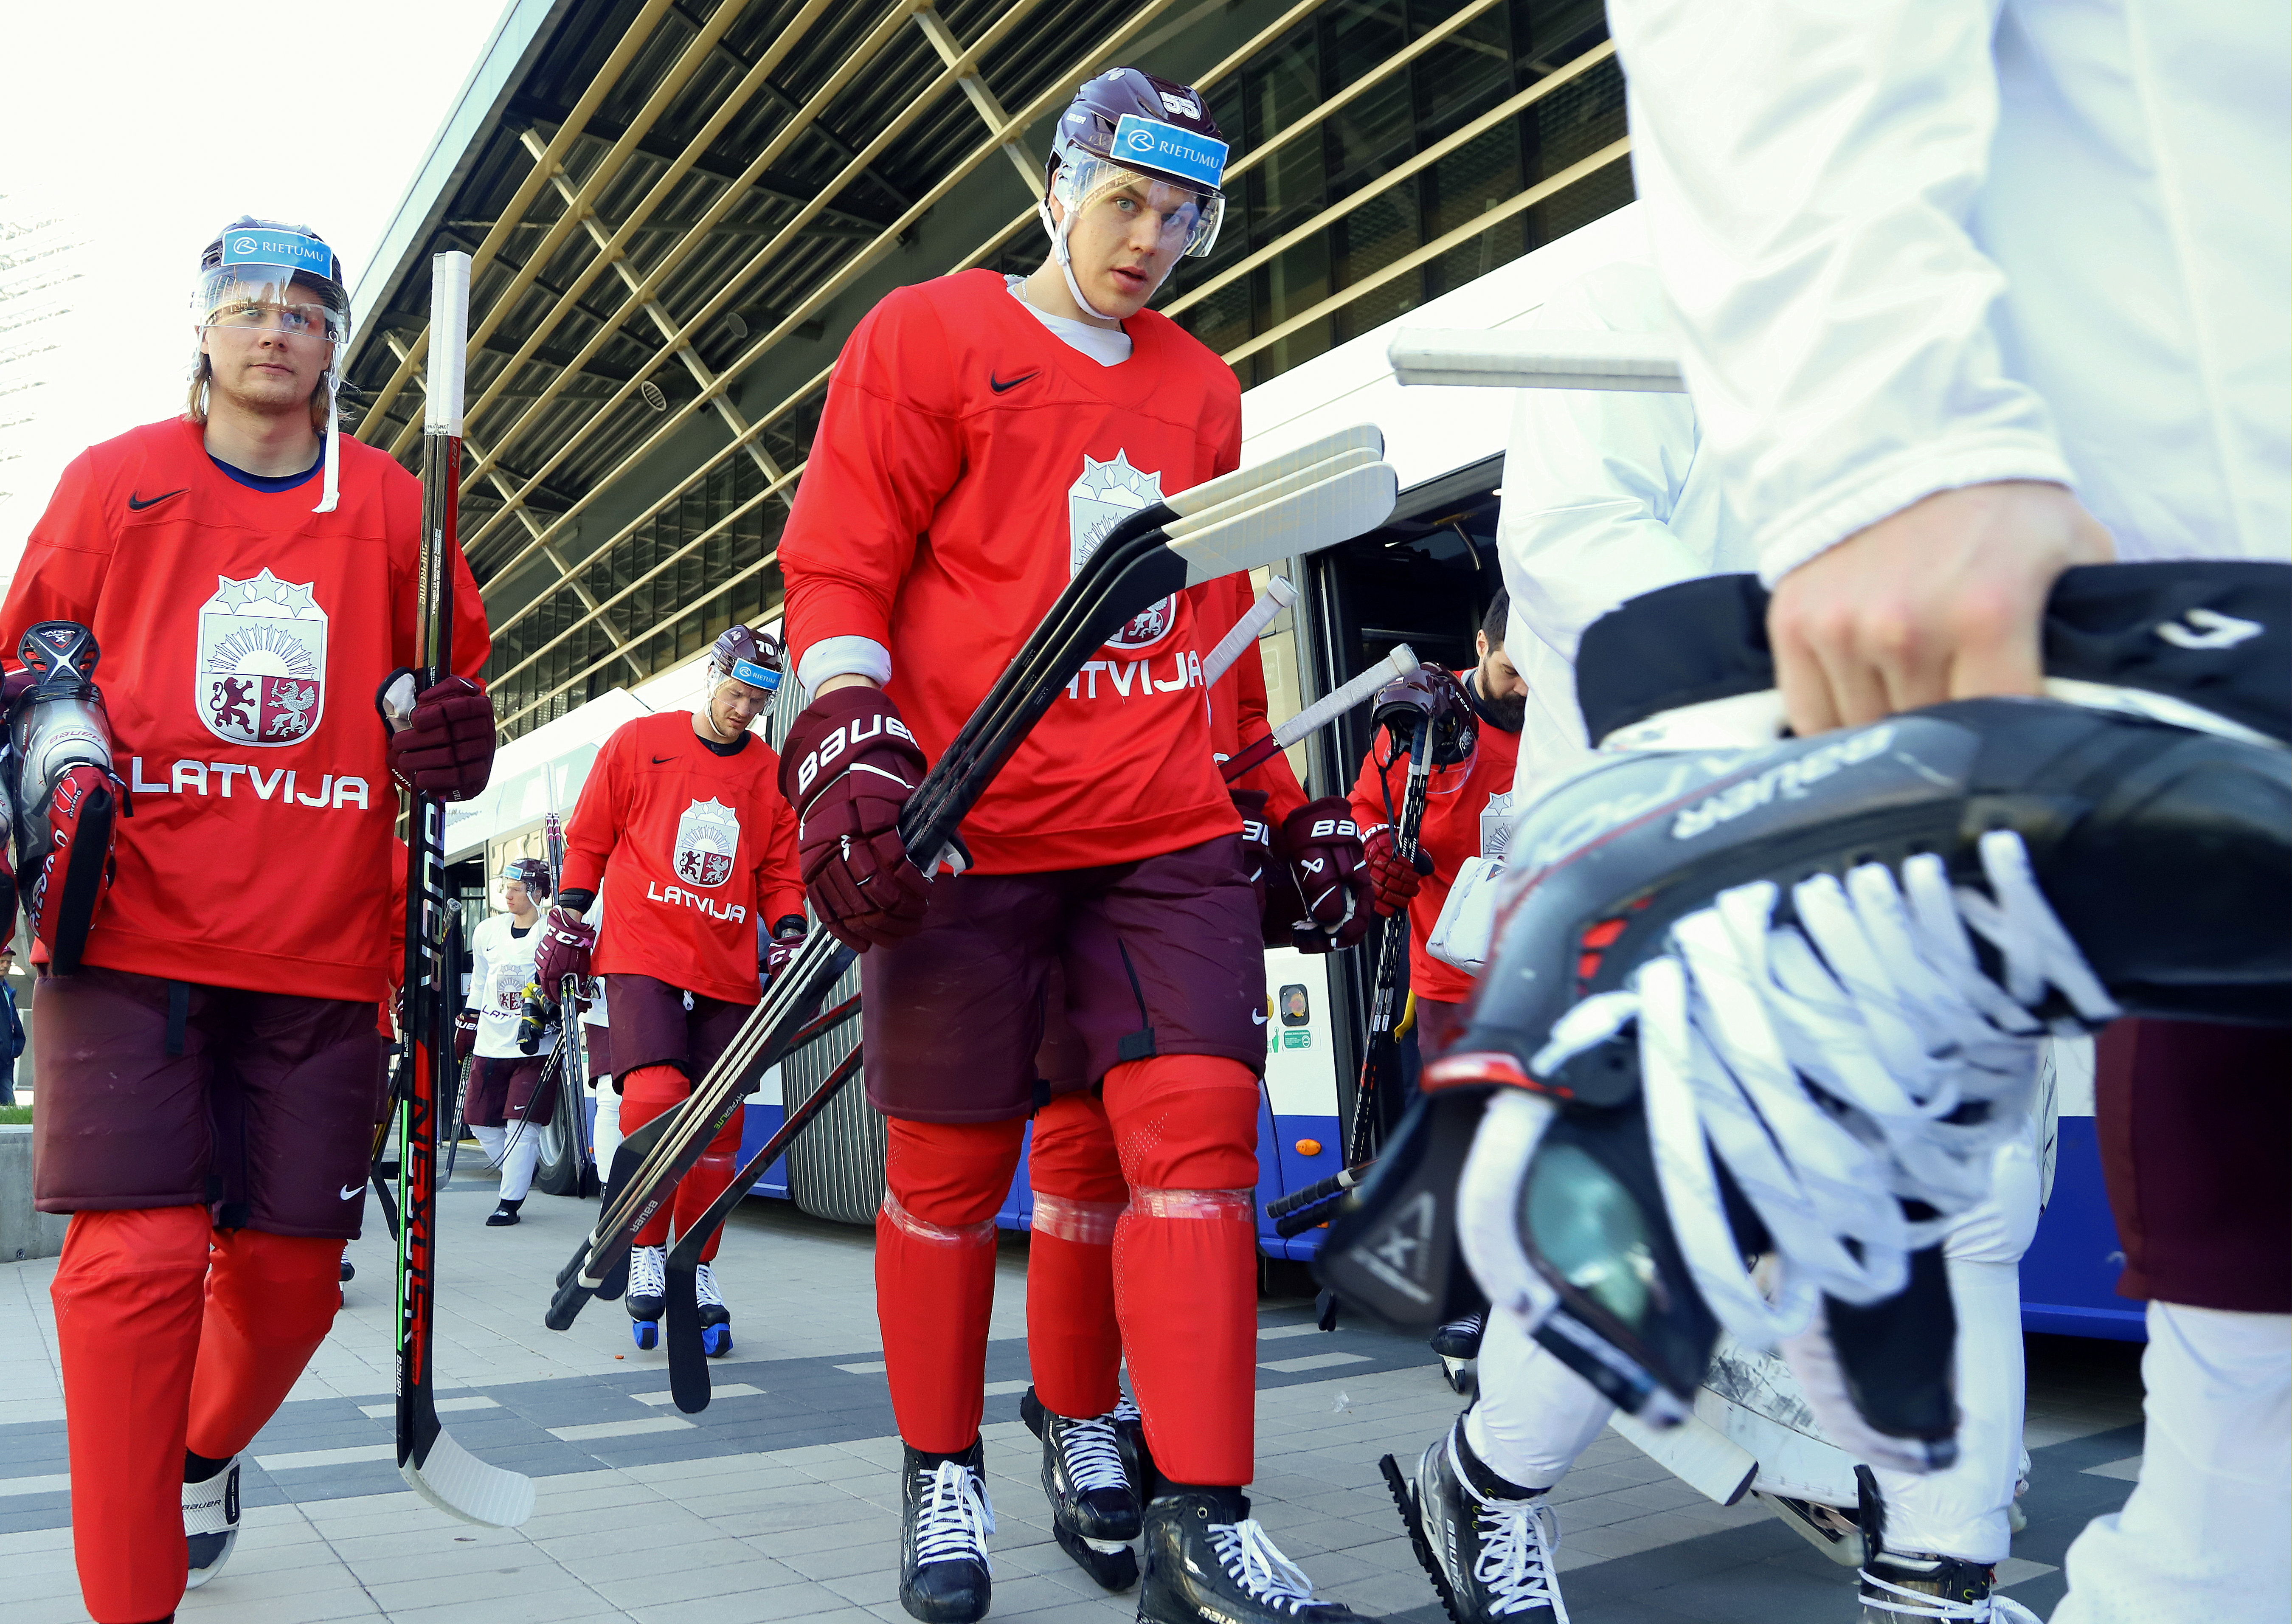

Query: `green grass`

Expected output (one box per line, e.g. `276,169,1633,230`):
0,1104,29,1126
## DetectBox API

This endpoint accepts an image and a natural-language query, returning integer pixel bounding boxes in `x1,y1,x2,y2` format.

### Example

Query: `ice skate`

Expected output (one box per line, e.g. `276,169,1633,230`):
1111,1392,1157,1495
694,1261,734,1357
1858,1551,2041,1622
486,1197,523,1227
1431,1311,1485,1395
899,1439,994,1624
626,1243,666,1351
338,1252,354,1283
1139,1487,1374,1624
1383,1421,1567,1623
1021,1386,1139,1591
182,1454,240,1590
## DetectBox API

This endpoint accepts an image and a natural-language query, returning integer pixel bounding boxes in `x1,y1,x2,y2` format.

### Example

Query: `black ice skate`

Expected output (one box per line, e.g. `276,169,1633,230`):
1858,1469,2039,1623
1112,1392,1158,1495
694,1261,733,1357
183,1454,241,1590
1139,1487,1374,1624
1383,1421,1567,1623
1430,1311,1485,1395
339,1253,355,1283
487,1197,523,1227
627,1244,666,1351
1022,1386,1139,1591
899,1439,994,1624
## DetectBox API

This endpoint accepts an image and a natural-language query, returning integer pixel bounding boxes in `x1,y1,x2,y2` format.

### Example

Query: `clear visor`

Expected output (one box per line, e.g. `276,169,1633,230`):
193,266,350,346
494,869,542,908
1058,152,1224,259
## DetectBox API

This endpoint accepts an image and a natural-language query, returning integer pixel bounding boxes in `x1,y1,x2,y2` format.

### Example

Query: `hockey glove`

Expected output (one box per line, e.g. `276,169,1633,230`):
534,906,596,987
1279,797,1375,953
1361,823,1434,916
763,914,807,984
779,687,931,951
1231,788,1274,915
453,1010,478,1061
378,670,497,800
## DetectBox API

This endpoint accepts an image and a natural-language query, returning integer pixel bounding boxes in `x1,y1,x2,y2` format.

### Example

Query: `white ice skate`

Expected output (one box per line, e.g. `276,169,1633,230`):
183,1454,241,1589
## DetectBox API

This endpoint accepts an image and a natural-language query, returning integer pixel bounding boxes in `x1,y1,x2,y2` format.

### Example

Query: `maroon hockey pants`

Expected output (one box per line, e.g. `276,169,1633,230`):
877,1053,1260,1485
51,1206,342,1623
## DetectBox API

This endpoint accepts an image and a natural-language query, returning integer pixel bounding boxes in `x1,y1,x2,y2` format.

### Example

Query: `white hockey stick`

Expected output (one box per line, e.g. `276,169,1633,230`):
1218,643,1419,784
1388,328,1686,392
1202,576,1299,689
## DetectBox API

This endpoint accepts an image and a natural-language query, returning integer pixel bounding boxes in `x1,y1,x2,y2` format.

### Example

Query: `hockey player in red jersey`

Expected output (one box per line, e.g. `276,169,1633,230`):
543,625,804,1357
777,69,1374,1624
6,218,495,1624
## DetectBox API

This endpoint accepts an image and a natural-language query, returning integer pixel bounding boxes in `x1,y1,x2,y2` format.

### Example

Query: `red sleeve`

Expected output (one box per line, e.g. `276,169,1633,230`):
777,288,965,665
752,749,805,928
0,450,117,667
1347,735,1403,836
560,732,624,896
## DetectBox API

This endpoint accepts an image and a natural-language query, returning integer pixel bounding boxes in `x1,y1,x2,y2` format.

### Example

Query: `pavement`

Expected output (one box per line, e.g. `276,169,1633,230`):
0,1168,2145,1624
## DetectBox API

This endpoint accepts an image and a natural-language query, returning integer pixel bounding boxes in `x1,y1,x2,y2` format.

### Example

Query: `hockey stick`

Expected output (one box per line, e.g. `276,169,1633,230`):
1201,575,1298,690
1217,644,1418,785
1347,714,1434,1166
663,1030,866,1410
1387,328,1685,392
394,252,535,1530
547,458,1400,1330
1267,1162,1373,1234
543,813,597,1192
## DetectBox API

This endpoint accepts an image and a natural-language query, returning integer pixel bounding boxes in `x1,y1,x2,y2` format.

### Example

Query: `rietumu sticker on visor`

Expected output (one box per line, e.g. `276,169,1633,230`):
219,227,336,279
730,659,782,691
1111,114,1227,190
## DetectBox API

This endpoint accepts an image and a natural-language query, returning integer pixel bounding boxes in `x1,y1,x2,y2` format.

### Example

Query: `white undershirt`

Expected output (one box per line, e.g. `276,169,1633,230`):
797,279,1135,695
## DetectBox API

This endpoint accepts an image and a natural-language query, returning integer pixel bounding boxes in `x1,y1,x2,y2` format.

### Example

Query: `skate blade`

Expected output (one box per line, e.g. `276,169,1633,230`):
1379,1453,1464,1624
1052,1520,1138,1592
1439,1355,1477,1396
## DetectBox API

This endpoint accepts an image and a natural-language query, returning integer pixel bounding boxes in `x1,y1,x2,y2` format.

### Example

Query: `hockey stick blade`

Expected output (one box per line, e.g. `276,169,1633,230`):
403,1424,537,1529
1167,424,1383,519
1202,576,1299,690
666,1042,867,1413
1165,462,1397,583
1387,328,1685,393
1221,643,1417,784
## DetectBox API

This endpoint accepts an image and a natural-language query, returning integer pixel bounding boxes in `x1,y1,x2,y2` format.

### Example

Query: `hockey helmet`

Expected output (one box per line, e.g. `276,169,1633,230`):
707,625,785,696
192,217,352,515
495,856,551,907
1039,69,1228,318
1372,662,1477,768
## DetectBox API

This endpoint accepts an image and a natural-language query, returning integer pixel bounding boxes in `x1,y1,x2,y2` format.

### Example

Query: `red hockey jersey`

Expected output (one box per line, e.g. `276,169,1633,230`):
1192,574,1307,823
1347,676,1521,1004
2,418,489,1002
779,270,1245,874
560,711,803,1007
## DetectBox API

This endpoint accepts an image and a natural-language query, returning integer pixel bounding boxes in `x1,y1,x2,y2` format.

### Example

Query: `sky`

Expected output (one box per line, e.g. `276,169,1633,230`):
0,0,515,579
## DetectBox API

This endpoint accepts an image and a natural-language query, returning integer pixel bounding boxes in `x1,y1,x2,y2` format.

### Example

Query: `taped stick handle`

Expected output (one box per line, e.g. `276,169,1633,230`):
1220,644,1417,784
1202,576,1298,690
1265,1161,1373,1220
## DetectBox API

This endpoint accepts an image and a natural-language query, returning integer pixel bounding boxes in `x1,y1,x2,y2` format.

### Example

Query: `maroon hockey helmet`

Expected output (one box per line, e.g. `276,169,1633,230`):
1373,661,1477,768
708,624,785,695
497,856,552,903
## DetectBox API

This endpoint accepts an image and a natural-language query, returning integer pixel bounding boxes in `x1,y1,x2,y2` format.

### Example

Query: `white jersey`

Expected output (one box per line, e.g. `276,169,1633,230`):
1606,0,2290,579
467,911,543,1060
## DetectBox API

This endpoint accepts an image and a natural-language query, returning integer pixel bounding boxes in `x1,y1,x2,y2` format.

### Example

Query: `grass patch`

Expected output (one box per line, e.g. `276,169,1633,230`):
0,1104,30,1126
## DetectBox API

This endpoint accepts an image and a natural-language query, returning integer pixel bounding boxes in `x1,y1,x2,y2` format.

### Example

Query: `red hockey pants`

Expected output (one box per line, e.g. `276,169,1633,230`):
50,1206,343,1623
619,1062,743,1262
877,1053,1260,1485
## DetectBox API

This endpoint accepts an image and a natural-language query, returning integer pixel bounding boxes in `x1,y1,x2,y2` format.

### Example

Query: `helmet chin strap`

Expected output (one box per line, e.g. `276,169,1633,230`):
313,339,343,514
1038,190,1124,324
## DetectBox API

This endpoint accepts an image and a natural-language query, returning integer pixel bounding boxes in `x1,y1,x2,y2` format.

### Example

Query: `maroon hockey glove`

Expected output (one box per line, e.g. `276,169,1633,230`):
779,688,931,951
763,915,807,984
1361,824,1434,917
25,763,123,973
534,906,595,987
1231,788,1274,915
1279,797,1375,954
453,1010,478,1061
379,670,497,801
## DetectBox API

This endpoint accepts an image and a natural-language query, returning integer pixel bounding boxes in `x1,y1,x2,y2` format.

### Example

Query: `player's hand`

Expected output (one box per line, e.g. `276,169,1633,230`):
763,915,807,983
1230,788,1274,915
1280,797,1375,953
379,670,498,799
1767,481,2114,735
453,1010,478,1060
780,688,931,951
534,907,595,986
1361,824,1433,916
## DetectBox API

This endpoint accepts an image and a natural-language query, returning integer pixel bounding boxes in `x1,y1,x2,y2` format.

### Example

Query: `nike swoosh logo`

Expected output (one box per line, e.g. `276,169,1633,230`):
989,371,1039,394
1251,1011,1267,1025
339,1183,363,1201
128,488,187,511
652,755,676,763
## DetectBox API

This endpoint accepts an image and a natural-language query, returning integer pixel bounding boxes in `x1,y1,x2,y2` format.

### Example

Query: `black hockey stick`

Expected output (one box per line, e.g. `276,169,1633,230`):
1347,714,1433,1167
547,456,1400,1331
394,252,534,1529
663,1032,865,1410
1267,1162,1373,1235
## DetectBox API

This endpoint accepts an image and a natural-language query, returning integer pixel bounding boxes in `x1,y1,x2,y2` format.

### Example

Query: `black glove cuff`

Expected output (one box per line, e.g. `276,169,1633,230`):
556,888,596,915
771,914,808,940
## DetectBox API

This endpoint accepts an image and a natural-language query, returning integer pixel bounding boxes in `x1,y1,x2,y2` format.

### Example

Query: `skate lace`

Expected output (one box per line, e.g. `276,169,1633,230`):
1057,1413,1131,1494
628,1244,665,1299
1532,830,2119,1351
1859,1568,2041,1622
913,1460,995,1567
1438,1312,1485,1340
1210,1518,1322,1614
1472,1492,1566,1620
1112,1395,1142,1426
694,1262,724,1309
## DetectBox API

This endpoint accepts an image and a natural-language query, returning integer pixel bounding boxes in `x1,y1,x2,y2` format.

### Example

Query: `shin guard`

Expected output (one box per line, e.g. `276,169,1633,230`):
879,1117,1023,1452
1026,1092,1128,1421
186,1230,345,1462
51,1206,210,1624
619,1064,690,1248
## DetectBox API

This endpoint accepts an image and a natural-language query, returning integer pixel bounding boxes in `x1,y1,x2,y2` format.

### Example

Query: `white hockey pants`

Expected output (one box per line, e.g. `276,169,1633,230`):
472,1121,542,1202
1469,1129,2040,1562
2050,1302,2291,1624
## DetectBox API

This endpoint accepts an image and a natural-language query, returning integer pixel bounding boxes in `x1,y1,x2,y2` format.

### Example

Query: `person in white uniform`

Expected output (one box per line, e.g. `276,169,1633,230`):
1393,254,2044,1624
1600,3,2290,1621
458,857,551,1226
